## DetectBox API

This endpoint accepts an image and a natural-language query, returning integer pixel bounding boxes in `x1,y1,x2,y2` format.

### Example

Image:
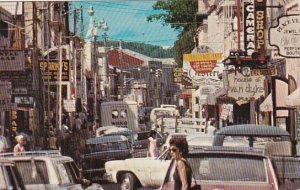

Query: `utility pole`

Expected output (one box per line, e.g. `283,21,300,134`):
119,40,124,100
58,3,63,130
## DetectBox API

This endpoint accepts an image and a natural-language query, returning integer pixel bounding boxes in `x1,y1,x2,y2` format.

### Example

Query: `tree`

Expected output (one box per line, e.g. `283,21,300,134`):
147,0,198,66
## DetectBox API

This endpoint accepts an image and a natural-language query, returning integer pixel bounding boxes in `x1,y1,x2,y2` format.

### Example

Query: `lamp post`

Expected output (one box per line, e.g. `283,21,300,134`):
88,6,109,124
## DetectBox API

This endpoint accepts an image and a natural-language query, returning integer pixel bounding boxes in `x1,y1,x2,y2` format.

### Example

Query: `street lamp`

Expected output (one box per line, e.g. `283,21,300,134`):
87,6,109,124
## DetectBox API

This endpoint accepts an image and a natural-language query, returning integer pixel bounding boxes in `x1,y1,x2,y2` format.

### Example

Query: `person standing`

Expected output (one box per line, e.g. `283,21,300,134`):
75,115,82,132
147,130,159,157
0,126,9,153
169,137,192,190
13,135,26,155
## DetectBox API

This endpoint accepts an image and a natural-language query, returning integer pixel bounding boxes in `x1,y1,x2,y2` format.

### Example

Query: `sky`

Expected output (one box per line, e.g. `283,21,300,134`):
71,1,181,47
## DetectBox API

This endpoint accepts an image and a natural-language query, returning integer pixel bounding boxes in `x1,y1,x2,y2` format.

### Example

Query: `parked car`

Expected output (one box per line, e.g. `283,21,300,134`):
103,130,164,158
271,156,300,190
160,146,280,190
0,157,26,190
81,135,132,180
105,148,172,190
213,124,292,151
1,150,103,190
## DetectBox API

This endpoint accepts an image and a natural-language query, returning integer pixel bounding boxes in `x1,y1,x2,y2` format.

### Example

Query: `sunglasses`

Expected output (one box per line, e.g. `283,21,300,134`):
169,148,178,153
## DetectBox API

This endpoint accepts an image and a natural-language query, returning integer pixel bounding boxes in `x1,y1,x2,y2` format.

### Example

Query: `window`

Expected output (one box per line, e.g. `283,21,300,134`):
15,160,49,184
272,158,300,189
188,155,267,182
3,165,23,190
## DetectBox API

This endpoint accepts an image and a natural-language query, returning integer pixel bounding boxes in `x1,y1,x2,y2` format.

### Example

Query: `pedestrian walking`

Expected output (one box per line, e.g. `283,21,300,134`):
0,126,9,153
168,136,192,190
13,135,26,155
48,131,58,150
147,130,159,157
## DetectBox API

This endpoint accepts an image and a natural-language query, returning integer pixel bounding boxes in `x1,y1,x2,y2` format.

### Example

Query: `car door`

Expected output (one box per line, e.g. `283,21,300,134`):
191,155,275,190
149,150,172,188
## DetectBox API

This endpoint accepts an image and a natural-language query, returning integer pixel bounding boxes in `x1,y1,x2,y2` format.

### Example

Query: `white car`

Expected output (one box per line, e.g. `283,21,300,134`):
105,149,171,190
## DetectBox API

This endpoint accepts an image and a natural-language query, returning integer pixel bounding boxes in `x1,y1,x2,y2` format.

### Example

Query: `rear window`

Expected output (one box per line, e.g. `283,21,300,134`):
87,141,129,153
189,155,267,182
272,158,300,189
15,160,49,184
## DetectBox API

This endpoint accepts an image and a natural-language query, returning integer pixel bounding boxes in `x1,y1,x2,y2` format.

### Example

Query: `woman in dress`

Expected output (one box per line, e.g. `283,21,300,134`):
169,136,192,190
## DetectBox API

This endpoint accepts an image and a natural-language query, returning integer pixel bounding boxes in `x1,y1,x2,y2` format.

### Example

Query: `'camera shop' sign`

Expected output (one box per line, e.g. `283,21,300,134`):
269,15,300,58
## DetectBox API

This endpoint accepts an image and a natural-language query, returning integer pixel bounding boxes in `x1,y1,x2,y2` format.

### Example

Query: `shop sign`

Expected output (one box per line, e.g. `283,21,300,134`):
0,50,25,71
188,63,224,85
228,72,265,101
63,99,76,112
190,60,217,74
269,15,300,58
39,60,70,82
11,110,18,132
254,0,266,54
183,53,222,62
173,68,182,83
250,67,277,76
244,0,255,56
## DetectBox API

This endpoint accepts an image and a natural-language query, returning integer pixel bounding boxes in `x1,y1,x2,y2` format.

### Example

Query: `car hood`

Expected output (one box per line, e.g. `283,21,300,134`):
25,184,83,190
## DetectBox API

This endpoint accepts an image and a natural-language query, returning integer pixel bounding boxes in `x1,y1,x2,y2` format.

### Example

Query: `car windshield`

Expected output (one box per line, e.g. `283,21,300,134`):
15,160,49,184
272,158,300,189
188,155,267,182
55,161,78,185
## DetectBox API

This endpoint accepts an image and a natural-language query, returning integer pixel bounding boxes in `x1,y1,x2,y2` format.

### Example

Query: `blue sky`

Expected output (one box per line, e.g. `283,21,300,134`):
70,1,180,47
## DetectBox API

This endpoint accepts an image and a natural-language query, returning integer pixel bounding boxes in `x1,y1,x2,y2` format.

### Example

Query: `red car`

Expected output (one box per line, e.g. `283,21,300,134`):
160,146,279,190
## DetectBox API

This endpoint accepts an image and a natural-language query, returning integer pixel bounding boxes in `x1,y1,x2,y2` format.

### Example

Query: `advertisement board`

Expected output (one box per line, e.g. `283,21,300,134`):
39,60,70,82
269,15,300,58
228,72,265,101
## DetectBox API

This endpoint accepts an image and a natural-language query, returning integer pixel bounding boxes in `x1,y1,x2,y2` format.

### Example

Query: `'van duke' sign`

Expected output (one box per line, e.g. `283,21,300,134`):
228,72,265,101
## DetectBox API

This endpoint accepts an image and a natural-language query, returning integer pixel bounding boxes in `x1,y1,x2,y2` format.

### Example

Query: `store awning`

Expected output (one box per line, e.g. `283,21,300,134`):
286,87,300,107
207,88,227,105
260,93,273,112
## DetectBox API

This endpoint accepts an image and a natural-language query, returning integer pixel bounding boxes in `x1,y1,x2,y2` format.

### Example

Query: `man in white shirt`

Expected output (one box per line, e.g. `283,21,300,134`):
0,125,9,153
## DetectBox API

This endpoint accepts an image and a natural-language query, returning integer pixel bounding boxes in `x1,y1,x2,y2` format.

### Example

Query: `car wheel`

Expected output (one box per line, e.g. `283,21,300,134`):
120,173,138,190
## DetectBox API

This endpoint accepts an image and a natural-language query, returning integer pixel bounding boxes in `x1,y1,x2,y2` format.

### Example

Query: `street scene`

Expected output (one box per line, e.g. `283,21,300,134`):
0,0,300,190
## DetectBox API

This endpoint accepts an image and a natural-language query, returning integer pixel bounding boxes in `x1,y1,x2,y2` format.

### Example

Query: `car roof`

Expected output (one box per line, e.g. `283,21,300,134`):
188,146,266,157
0,157,15,165
215,125,290,137
86,135,128,144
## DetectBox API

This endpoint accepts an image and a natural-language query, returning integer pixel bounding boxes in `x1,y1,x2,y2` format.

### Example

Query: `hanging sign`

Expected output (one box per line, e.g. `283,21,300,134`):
244,0,255,56
173,68,183,83
269,15,300,58
228,72,265,101
190,60,217,74
254,0,266,54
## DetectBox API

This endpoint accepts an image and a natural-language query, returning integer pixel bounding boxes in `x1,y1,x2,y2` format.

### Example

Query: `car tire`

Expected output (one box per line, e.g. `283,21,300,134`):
120,173,138,190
